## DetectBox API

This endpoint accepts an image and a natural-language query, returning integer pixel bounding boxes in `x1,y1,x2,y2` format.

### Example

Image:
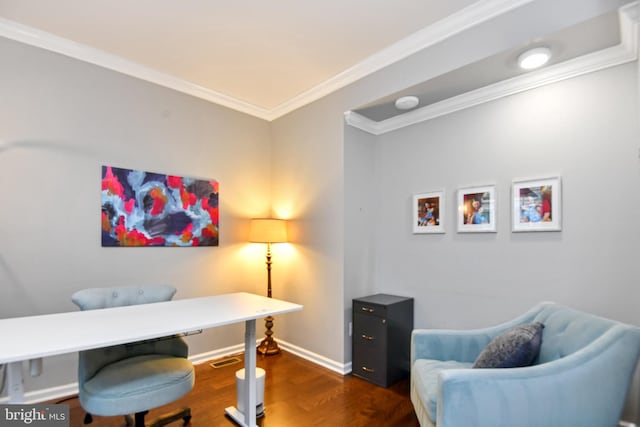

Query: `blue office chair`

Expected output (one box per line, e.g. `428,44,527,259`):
71,285,195,426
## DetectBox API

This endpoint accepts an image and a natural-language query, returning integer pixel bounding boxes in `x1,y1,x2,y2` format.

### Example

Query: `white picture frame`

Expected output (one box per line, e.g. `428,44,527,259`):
512,176,562,232
457,185,497,233
413,191,445,234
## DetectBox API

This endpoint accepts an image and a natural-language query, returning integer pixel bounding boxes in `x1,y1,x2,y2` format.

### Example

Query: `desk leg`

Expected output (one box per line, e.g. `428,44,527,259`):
244,319,257,426
7,361,25,403
225,319,257,427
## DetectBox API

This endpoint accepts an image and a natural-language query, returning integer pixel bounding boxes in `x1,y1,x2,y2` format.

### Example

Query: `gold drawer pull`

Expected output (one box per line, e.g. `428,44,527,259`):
362,366,376,373
361,306,375,313
361,334,375,341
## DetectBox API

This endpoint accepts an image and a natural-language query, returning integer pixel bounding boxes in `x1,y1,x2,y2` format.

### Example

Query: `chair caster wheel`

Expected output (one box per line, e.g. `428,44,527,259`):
83,413,93,424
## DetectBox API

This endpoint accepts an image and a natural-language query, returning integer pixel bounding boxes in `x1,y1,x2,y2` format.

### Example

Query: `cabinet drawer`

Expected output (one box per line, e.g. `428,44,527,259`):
353,332,384,353
352,351,386,386
353,335,384,357
353,313,386,349
353,301,386,318
352,313,387,359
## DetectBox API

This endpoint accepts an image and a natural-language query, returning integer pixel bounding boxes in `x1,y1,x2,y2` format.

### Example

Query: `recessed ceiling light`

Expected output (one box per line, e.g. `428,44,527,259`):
518,47,551,70
395,96,419,110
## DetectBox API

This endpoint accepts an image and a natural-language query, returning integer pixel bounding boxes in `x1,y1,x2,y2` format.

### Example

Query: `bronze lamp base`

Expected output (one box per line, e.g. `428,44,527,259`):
257,315,280,355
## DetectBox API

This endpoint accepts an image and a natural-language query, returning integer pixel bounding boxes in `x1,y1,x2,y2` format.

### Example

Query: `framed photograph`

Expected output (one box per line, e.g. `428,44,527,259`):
457,185,496,233
512,176,561,232
413,191,445,234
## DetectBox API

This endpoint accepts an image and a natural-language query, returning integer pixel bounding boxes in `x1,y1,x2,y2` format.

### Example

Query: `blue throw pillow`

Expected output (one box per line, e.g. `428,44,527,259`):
473,322,544,369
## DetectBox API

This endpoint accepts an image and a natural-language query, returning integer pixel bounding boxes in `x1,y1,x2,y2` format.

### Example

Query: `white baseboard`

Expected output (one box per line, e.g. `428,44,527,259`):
0,341,351,404
277,340,351,375
188,343,246,366
0,383,78,405
189,339,352,375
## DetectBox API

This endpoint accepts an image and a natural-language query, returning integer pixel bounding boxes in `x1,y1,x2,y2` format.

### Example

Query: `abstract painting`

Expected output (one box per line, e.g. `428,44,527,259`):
101,165,219,246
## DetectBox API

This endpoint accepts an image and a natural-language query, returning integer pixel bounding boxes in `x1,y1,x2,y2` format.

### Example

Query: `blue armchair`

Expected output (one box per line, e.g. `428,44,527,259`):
71,285,195,426
411,302,640,427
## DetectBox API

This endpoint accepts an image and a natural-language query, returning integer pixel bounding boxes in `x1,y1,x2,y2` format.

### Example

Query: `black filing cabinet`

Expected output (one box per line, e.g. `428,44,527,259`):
352,294,414,387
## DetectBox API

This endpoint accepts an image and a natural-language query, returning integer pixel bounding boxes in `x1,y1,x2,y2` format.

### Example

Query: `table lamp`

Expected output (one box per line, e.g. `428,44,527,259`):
249,218,288,355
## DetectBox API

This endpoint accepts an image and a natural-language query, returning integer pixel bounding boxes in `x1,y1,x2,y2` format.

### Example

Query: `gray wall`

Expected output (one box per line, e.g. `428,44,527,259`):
344,125,376,361
0,37,273,393
370,62,639,327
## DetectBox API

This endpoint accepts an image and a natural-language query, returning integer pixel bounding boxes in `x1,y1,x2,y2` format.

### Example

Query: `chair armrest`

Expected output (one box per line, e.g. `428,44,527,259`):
436,326,640,427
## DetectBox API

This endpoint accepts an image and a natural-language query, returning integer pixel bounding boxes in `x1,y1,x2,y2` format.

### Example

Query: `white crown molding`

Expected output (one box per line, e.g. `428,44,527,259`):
346,2,639,136
619,1,639,49
0,18,274,121
344,111,384,135
268,0,535,120
0,0,533,122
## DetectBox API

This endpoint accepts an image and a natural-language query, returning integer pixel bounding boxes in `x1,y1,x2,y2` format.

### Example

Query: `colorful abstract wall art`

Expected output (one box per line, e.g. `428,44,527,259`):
101,165,219,247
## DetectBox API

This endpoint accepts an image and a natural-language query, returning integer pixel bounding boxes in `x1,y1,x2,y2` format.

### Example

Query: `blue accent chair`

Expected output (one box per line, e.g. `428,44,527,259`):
71,285,195,426
411,302,640,427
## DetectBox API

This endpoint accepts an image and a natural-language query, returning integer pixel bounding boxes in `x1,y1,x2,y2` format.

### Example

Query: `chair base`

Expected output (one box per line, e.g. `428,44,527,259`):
83,408,191,427
146,407,192,427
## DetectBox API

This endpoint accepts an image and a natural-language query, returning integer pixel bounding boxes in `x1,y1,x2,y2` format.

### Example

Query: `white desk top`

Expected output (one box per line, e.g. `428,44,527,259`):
0,292,302,364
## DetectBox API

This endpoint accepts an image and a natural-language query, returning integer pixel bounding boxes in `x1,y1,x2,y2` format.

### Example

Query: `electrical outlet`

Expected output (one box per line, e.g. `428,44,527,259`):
348,322,352,337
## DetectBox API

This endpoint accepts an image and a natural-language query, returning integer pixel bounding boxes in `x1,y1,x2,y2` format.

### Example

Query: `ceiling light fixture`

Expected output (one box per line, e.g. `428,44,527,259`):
518,47,551,70
395,96,419,110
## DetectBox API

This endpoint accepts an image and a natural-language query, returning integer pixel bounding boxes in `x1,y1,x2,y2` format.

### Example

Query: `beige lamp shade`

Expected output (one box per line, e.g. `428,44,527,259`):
249,219,288,243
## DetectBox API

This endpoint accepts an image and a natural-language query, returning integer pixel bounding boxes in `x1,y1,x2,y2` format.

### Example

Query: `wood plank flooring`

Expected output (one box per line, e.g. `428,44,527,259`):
55,350,420,427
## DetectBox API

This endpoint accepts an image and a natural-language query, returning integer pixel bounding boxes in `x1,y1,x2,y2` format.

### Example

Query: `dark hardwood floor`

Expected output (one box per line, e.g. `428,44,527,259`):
56,351,420,427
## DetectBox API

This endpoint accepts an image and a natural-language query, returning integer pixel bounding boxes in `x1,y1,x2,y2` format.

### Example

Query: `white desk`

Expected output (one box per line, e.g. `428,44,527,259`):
0,292,302,427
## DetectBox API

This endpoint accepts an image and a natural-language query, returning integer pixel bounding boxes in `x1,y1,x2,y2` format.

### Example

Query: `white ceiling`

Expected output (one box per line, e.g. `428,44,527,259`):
0,1,636,123
0,0,479,113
